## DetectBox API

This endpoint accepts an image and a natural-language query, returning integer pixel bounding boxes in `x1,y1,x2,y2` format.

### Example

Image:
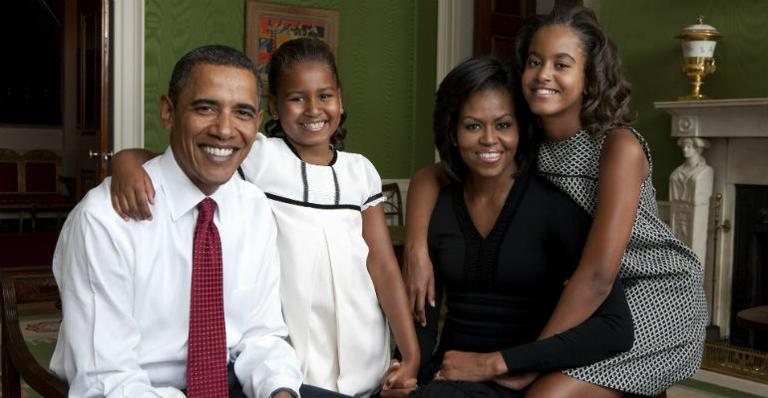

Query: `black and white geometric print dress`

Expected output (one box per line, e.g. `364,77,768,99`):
239,133,389,397
537,129,707,395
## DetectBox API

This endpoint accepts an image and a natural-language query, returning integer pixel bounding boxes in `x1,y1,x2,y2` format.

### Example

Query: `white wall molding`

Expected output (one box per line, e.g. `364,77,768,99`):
436,0,473,85
436,0,458,85
112,0,145,151
692,369,768,396
435,0,473,161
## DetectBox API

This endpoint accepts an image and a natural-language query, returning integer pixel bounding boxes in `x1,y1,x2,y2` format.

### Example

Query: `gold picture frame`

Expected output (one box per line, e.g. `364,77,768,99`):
245,1,340,93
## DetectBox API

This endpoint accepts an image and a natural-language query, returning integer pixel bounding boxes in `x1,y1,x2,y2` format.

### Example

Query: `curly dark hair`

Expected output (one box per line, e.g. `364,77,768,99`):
264,37,347,150
434,57,534,181
514,6,633,135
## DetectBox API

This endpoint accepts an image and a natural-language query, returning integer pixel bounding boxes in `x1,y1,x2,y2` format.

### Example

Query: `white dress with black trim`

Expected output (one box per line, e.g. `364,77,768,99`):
240,133,389,397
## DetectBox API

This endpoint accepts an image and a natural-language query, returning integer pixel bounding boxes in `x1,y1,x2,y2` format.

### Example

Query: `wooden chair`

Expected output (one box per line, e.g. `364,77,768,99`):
0,149,29,232
21,150,62,194
0,149,77,231
381,182,404,226
0,267,67,398
0,148,21,193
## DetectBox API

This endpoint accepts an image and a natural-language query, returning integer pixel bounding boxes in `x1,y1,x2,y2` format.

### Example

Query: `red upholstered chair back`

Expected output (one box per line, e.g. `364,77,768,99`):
21,150,61,193
0,149,21,193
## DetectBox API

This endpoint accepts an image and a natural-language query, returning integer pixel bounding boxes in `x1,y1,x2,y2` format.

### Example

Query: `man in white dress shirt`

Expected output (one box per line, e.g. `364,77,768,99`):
49,45,302,398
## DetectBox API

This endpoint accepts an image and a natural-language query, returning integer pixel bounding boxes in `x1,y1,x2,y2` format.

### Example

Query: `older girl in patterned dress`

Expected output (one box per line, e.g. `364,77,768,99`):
404,6,706,397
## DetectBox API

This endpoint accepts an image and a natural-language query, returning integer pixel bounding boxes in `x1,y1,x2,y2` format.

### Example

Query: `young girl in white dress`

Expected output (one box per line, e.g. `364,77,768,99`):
110,38,419,397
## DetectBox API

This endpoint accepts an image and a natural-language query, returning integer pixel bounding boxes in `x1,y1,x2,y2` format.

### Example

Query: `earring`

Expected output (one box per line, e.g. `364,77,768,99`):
271,114,278,120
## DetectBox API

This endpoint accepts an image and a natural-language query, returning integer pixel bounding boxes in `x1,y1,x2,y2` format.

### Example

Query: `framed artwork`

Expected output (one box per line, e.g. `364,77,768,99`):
245,1,340,92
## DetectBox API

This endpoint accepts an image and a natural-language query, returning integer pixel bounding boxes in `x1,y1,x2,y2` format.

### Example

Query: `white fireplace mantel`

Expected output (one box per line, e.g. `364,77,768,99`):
655,98,768,138
655,97,768,337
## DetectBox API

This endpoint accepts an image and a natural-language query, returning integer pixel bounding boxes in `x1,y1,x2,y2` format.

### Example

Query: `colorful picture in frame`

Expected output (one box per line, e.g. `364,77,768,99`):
245,1,340,92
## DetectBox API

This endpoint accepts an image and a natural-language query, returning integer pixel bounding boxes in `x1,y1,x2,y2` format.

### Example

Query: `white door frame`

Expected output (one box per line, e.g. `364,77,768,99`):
112,0,145,151
436,0,473,85
435,0,473,161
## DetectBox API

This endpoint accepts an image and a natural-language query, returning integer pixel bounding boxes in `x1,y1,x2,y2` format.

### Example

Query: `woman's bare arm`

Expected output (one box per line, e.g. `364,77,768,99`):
403,163,451,325
537,129,648,339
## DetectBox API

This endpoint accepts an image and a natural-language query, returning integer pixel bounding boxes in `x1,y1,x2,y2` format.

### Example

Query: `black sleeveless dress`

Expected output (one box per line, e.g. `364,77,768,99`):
413,173,634,397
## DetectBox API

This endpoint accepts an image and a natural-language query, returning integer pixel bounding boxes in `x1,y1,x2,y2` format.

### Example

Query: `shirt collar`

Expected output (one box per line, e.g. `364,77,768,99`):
157,147,236,222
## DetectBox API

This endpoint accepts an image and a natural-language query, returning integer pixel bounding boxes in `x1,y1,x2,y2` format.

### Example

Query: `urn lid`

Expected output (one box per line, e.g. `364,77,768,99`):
677,16,721,41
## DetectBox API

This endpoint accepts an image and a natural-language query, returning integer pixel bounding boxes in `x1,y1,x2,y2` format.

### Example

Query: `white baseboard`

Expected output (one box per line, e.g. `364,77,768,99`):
691,369,768,396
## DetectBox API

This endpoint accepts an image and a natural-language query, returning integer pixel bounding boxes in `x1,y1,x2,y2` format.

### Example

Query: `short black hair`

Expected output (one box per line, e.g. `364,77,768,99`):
264,37,347,150
434,57,533,181
167,44,261,105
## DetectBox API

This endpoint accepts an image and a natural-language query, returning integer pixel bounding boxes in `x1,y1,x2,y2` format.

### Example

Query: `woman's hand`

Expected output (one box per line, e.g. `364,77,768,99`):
381,359,418,396
404,244,435,326
437,351,506,382
493,372,538,390
110,150,156,220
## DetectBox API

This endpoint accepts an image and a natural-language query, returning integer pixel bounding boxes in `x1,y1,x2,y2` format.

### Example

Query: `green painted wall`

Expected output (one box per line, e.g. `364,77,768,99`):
598,1,768,199
144,0,436,178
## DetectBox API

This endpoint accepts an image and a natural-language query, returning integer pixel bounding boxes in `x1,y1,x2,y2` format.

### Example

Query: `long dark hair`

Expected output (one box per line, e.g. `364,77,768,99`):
264,37,347,150
514,6,633,135
434,57,534,181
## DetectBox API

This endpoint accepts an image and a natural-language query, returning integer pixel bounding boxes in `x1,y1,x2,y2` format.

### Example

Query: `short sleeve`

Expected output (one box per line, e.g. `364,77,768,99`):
359,155,385,211
240,132,270,181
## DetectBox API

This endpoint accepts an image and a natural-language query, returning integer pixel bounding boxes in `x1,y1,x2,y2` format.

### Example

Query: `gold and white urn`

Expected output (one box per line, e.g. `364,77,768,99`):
677,16,721,100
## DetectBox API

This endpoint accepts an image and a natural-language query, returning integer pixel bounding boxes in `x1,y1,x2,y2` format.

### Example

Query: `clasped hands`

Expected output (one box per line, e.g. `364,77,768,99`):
402,234,538,393
382,352,537,397
380,358,418,398
433,351,537,390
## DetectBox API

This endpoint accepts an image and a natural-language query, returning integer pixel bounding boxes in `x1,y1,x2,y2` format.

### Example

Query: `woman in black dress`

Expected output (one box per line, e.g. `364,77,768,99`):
405,57,633,397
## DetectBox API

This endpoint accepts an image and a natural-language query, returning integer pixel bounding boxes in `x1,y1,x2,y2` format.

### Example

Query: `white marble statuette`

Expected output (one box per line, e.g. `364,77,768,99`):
669,137,713,262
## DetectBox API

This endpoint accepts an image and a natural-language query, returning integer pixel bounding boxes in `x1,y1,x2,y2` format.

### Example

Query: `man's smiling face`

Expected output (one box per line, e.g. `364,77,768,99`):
162,63,262,195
